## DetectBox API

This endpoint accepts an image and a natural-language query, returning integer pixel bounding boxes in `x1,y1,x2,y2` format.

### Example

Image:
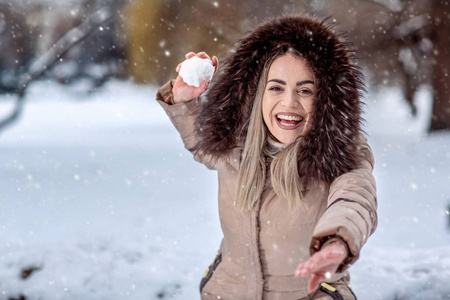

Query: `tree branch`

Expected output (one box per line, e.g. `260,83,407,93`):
392,14,429,39
0,6,114,135
359,0,404,12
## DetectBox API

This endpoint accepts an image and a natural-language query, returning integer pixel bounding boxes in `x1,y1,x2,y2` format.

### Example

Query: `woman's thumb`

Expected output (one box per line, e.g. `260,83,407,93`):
199,80,210,94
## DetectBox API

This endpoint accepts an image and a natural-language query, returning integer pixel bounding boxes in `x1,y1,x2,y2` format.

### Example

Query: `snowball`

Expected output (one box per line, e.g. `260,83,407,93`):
179,56,214,87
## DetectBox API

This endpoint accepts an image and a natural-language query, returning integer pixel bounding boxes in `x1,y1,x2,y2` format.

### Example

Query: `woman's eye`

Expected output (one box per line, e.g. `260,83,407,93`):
298,89,313,96
269,86,282,91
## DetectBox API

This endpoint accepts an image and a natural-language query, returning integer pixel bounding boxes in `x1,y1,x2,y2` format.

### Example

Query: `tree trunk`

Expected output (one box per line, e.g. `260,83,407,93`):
430,0,450,131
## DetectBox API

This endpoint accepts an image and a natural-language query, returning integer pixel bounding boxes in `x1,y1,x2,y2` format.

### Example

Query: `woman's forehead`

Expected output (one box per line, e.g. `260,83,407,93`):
268,55,314,81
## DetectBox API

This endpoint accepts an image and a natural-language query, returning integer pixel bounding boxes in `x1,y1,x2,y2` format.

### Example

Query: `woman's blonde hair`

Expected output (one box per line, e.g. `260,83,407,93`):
235,50,311,211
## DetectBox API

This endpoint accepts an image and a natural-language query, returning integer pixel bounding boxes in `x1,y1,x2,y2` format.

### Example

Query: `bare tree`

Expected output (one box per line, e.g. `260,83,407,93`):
0,3,36,92
0,6,113,135
430,0,450,131
327,0,450,131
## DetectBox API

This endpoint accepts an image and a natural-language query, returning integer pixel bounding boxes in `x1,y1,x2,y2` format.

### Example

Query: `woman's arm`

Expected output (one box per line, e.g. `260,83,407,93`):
156,52,219,169
311,136,377,267
295,136,377,291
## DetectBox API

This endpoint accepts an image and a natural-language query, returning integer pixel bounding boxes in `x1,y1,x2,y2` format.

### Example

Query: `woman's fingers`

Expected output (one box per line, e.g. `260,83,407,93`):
295,255,335,292
196,51,210,60
176,63,182,73
185,52,196,59
295,253,337,277
185,51,210,60
178,52,218,73
196,80,210,94
296,242,347,275
294,257,318,277
294,243,348,292
212,56,219,73
308,274,325,292
295,247,325,276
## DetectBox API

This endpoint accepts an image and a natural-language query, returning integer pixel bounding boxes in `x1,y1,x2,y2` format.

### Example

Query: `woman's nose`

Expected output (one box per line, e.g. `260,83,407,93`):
282,91,301,108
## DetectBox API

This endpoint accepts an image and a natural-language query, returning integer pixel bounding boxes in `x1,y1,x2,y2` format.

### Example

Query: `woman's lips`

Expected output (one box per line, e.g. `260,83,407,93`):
275,113,304,130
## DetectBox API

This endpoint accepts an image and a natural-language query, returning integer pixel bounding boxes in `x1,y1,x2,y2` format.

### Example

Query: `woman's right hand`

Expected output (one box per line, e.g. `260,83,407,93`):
172,52,219,104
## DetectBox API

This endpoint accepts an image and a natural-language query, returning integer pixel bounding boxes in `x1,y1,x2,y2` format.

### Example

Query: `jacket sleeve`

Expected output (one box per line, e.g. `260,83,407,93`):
310,136,377,272
156,80,218,170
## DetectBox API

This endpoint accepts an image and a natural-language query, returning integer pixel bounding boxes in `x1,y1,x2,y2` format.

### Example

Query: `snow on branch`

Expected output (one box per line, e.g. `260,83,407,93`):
360,0,403,12
22,7,113,94
371,0,403,12
392,14,429,39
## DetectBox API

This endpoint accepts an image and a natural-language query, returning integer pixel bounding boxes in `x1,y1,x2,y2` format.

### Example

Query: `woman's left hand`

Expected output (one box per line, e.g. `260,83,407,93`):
294,241,348,292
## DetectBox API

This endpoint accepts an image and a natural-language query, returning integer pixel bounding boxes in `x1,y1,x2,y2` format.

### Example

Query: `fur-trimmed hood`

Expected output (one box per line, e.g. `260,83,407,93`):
195,14,365,184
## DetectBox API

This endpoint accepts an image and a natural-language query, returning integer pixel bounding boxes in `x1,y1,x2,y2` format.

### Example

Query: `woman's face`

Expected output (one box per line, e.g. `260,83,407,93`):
262,54,316,145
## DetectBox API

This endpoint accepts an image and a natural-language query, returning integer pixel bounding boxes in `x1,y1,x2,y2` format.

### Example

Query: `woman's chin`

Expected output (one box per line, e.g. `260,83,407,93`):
275,128,307,144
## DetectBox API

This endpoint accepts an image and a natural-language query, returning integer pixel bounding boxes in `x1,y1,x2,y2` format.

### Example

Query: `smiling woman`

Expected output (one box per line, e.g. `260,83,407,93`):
156,14,377,300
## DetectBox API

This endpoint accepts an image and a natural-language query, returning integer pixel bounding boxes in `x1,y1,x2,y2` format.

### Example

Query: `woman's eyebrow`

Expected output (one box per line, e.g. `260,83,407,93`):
267,79,314,86
297,80,314,86
267,79,286,85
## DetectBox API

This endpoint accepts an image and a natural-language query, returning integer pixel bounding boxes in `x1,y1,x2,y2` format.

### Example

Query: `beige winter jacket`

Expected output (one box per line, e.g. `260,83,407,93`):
157,81,377,300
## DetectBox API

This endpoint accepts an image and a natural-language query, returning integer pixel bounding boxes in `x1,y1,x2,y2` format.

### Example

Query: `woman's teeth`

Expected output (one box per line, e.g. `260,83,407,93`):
277,114,302,121
277,115,303,126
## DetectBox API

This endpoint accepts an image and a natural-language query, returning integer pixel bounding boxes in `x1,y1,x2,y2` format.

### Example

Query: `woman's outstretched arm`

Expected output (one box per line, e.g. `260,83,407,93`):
295,136,377,291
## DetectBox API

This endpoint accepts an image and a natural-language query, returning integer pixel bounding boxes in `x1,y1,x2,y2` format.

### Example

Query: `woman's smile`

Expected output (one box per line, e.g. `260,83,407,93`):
275,112,304,129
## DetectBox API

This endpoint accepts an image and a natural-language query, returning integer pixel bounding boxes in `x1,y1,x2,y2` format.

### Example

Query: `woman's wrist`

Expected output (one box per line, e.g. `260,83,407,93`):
166,80,184,104
172,90,189,104
321,236,348,251
320,235,350,271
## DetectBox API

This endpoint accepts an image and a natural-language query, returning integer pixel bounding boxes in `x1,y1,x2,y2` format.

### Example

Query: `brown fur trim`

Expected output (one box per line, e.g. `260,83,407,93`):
195,14,365,184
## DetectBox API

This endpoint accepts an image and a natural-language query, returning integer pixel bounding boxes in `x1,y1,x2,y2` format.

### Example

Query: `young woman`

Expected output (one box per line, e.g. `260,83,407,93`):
156,14,377,300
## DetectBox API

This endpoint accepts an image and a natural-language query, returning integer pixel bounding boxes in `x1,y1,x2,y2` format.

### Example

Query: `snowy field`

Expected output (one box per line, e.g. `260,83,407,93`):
0,79,449,299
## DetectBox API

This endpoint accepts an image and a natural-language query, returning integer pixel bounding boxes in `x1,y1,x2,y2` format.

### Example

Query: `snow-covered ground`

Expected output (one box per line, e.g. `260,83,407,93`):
0,80,449,299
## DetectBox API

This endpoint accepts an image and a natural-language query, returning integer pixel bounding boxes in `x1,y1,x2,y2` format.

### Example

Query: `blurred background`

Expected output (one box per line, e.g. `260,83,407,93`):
0,0,449,299
1,0,449,131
